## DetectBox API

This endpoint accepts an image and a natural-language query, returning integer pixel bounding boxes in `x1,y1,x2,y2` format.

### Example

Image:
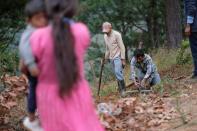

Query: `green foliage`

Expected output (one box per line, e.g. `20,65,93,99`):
0,0,25,43
0,0,186,81
0,0,26,75
79,0,166,49
85,39,114,84
176,40,192,65
0,49,19,75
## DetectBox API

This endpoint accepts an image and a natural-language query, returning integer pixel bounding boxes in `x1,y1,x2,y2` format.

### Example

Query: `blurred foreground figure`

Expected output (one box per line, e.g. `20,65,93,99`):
30,0,105,130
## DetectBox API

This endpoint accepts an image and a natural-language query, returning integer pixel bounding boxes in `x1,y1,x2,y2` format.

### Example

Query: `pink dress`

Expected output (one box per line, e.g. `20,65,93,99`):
30,23,104,131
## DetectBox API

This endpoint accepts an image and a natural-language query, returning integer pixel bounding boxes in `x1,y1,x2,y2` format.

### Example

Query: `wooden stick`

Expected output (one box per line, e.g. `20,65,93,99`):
126,82,134,88
174,76,186,81
97,56,105,96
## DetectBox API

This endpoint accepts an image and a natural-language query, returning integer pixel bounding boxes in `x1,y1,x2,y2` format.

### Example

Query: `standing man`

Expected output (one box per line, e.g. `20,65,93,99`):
185,0,197,79
102,22,126,97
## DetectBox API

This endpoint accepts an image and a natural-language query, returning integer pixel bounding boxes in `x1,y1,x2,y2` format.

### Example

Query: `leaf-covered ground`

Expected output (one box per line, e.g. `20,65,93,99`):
96,64,197,131
0,64,197,131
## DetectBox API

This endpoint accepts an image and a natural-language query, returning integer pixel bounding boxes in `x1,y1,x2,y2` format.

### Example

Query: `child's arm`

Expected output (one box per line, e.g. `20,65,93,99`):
22,45,39,76
19,59,28,75
19,30,39,77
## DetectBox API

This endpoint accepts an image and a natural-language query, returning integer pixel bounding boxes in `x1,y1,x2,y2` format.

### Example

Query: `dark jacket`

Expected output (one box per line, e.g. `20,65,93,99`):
185,0,197,32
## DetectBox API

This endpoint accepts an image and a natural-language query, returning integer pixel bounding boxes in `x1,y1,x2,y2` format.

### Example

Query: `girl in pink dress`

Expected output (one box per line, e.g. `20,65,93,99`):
30,0,104,130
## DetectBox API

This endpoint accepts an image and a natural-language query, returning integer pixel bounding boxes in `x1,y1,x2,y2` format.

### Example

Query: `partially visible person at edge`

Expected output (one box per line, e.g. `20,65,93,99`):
130,49,161,90
18,0,48,130
102,22,126,97
29,0,105,130
185,0,197,79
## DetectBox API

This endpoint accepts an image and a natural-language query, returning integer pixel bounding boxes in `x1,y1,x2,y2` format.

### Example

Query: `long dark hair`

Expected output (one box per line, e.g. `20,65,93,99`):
46,0,79,97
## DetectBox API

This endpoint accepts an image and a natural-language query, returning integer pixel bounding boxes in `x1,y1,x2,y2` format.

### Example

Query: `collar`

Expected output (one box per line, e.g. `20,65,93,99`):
63,17,74,24
26,24,36,30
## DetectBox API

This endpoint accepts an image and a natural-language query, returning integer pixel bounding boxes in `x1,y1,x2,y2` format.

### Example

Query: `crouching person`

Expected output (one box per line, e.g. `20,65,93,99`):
130,49,161,90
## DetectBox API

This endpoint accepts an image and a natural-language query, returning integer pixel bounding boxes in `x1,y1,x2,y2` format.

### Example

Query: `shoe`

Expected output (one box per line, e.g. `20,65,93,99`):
186,74,197,81
120,90,126,97
23,117,43,131
190,74,197,79
117,80,126,97
185,75,197,84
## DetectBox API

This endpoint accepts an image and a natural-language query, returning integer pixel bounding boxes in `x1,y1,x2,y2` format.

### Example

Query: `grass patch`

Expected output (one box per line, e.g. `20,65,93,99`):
153,83,165,96
152,48,178,71
99,85,117,97
92,81,117,97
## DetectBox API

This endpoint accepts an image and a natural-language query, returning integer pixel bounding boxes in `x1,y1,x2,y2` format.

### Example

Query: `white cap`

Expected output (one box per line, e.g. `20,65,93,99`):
102,22,112,33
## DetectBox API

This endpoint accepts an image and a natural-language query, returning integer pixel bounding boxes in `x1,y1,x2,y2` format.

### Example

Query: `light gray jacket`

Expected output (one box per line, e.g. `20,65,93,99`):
19,24,37,70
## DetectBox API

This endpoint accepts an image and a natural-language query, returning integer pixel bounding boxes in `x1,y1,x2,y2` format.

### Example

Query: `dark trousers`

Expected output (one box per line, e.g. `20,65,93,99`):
27,74,37,113
189,32,197,76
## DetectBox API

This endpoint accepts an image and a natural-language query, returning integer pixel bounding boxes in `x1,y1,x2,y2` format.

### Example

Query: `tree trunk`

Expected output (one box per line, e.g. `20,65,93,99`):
146,17,154,48
165,0,182,48
125,44,129,62
153,13,160,48
146,0,160,48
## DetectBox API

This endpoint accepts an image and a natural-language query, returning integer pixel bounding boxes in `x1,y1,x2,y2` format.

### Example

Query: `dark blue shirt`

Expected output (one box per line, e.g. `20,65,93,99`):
185,0,197,32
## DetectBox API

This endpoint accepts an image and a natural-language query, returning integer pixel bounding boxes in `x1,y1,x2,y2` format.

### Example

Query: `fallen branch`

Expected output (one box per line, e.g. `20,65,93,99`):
173,76,186,81
126,82,134,88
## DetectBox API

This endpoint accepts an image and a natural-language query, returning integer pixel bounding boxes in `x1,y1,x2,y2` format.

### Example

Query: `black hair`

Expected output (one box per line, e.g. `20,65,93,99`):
134,49,145,58
46,0,79,97
25,0,46,19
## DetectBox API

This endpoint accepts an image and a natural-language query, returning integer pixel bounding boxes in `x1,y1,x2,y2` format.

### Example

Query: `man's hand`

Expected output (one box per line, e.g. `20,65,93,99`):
141,78,147,87
121,59,126,68
101,58,107,65
134,79,140,87
185,24,191,37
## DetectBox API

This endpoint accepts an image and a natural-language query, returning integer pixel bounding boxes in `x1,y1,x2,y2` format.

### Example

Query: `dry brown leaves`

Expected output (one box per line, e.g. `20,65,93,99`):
98,94,177,131
0,74,28,125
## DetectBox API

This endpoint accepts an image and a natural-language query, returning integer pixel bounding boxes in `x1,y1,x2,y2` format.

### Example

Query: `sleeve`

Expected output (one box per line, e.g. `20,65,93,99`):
117,33,125,59
76,23,91,50
19,32,37,70
144,58,153,79
104,36,110,59
185,0,197,24
130,58,136,80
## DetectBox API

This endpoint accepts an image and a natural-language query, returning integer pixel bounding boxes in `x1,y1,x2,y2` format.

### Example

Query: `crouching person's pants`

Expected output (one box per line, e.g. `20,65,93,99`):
137,69,161,86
